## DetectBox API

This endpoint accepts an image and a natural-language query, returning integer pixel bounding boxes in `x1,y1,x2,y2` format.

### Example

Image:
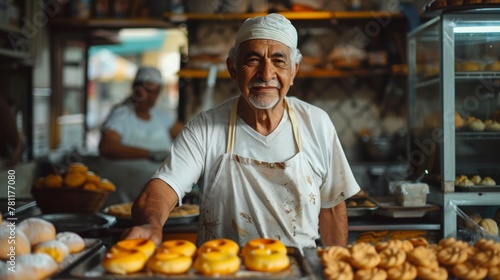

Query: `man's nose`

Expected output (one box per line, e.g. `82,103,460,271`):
258,60,276,82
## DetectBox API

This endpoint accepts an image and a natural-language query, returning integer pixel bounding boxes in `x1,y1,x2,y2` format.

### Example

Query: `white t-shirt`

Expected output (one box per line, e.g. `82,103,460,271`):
102,102,176,152
153,96,360,209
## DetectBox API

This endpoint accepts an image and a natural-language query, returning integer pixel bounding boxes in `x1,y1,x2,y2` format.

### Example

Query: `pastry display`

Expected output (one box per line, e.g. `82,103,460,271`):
320,238,500,280
479,218,499,235
465,117,486,131
34,162,116,193
461,60,481,71
455,174,497,187
485,61,500,71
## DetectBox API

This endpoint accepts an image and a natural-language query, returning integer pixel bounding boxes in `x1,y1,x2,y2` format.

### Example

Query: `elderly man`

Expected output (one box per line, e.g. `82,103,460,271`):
124,14,360,250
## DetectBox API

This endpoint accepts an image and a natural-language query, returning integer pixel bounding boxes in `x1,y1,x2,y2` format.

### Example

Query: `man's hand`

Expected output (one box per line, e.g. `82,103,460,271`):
121,224,163,245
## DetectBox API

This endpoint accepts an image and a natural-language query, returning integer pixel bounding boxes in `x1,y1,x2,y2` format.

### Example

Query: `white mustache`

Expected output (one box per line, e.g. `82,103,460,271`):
248,80,281,89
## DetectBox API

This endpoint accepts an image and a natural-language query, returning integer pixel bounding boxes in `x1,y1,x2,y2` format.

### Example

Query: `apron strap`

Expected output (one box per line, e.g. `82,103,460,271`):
226,97,302,154
226,98,239,154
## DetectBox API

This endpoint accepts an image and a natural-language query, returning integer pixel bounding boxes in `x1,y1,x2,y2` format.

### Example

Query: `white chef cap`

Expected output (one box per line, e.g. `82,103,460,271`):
234,13,298,49
134,66,162,85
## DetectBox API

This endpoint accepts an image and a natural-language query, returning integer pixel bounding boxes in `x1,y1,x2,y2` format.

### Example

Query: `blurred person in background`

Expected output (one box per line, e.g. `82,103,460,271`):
99,66,183,162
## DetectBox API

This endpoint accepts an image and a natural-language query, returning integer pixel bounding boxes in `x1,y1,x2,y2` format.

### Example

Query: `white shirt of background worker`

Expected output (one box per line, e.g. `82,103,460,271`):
99,67,182,162
124,14,360,250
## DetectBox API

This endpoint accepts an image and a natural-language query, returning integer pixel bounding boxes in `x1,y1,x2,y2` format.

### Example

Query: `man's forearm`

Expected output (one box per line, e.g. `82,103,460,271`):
131,178,179,228
319,201,348,246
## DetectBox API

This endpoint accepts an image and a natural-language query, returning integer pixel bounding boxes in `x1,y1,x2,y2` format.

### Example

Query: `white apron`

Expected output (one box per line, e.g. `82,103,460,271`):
198,98,322,250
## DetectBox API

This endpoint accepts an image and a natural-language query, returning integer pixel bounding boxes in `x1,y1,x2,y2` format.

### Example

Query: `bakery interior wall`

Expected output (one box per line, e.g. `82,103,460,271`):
24,0,426,199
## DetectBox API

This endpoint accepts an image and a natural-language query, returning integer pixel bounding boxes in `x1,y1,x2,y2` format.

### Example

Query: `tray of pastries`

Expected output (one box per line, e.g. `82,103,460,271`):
304,237,500,280
0,217,103,280
61,238,314,279
455,175,499,192
346,196,379,217
104,203,200,227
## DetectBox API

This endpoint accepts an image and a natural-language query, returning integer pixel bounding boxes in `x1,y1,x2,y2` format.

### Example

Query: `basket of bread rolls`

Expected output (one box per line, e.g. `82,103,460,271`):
31,163,116,214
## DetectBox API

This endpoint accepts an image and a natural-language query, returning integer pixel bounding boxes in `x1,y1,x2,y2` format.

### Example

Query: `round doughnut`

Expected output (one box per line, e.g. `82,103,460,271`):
34,239,70,263
43,174,63,188
115,238,156,259
349,242,380,269
56,231,85,254
320,246,350,265
5,253,58,280
97,178,116,192
0,228,31,260
417,266,448,280
437,246,468,266
147,252,193,275
407,246,439,268
193,250,241,276
18,217,56,247
355,267,387,280
157,240,196,258
64,171,87,188
68,162,88,173
197,238,239,256
488,266,500,280
242,238,287,258
386,262,417,280
472,249,500,268
101,245,149,275
452,260,488,280
243,247,290,272
323,261,353,280
378,247,406,268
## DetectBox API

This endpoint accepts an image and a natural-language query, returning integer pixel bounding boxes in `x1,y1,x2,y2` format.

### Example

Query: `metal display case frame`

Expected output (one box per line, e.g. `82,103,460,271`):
407,7,500,237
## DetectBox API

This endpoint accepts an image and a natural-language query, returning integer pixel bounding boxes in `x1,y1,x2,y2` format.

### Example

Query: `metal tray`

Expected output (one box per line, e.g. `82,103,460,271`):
34,213,117,233
346,196,379,217
64,246,314,279
53,238,104,279
455,185,500,192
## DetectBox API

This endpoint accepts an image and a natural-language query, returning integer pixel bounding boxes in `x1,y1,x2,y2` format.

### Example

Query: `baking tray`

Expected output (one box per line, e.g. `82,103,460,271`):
53,238,104,279
34,213,117,233
103,205,199,228
375,202,440,218
64,246,314,279
346,196,379,217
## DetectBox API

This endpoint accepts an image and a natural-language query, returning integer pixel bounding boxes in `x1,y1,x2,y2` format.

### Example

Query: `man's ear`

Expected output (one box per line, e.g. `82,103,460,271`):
226,57,237,79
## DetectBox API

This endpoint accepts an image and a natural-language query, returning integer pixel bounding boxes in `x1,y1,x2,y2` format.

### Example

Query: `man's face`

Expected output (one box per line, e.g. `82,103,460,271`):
229,39,298,110
133,83,161,110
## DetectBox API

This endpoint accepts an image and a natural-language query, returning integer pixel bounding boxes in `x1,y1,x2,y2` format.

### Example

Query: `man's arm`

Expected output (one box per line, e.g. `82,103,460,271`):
122,178,179,245
319,201,348,246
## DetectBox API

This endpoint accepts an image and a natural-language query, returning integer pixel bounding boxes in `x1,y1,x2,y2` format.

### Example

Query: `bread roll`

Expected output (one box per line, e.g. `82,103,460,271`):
18,218,56,247
34,240,70,263
56,232,85,253
0,228,31,260
0,253,58,280
479,218,499,236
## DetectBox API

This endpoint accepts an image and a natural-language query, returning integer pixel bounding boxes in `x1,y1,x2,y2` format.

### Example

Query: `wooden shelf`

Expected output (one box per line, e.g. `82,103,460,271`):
178,66,406,79
0,22,22,34
0,48,30,60
164,11,405,23
48,17,175,30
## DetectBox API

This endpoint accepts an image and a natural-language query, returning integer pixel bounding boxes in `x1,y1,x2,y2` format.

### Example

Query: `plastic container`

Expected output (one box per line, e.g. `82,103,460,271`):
394,183,429,207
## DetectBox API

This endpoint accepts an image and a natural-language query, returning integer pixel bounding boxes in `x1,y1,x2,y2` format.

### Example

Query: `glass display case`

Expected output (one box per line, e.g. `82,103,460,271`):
407,8,500,237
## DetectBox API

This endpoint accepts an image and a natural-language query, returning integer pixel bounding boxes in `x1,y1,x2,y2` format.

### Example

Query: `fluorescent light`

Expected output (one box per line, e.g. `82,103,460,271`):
454,26,500,33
